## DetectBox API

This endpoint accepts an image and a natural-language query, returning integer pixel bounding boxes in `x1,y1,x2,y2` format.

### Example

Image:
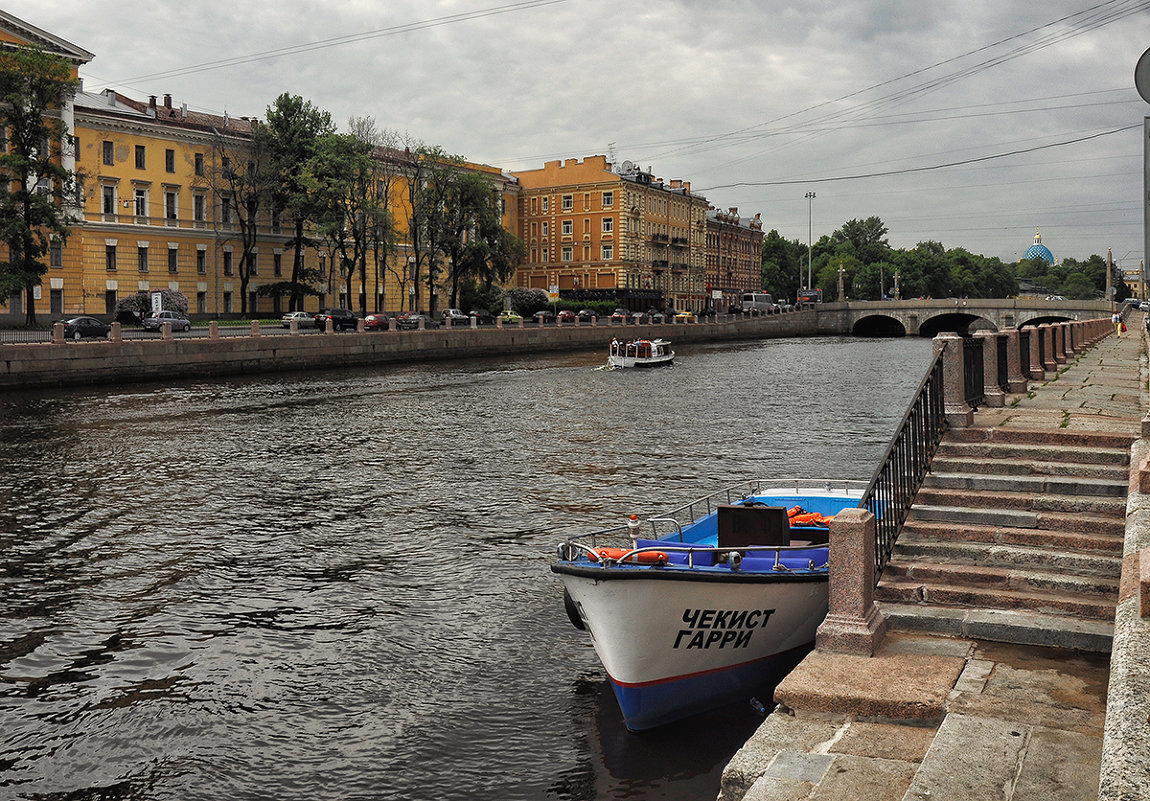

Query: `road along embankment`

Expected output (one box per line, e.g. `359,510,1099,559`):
0,312,821,391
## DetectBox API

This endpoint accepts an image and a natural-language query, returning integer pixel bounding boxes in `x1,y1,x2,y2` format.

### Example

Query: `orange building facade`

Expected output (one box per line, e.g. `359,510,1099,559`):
511,156,712,312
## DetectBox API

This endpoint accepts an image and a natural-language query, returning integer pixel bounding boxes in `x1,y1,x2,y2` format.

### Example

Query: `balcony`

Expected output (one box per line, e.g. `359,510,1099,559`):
651,233,669,244
671,236,689,247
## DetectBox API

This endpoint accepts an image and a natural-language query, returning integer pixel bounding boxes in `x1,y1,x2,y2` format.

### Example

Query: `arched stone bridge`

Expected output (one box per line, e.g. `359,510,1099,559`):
812,298,1115,337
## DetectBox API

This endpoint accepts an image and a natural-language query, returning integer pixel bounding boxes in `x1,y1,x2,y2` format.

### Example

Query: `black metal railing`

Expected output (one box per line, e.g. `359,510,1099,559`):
963,336,984,408
859,349,947,583
1019,329,1031,377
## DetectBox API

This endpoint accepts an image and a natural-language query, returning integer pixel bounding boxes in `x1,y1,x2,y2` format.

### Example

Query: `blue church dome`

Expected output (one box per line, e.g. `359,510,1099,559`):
1022,229,1054,264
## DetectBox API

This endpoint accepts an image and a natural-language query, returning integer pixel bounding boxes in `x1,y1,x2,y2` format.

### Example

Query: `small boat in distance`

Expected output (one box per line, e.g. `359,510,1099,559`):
608,338,674,368
552,479,864,731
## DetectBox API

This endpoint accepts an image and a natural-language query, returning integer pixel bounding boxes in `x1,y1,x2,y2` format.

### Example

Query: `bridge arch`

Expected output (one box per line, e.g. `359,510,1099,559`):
851,314,906,337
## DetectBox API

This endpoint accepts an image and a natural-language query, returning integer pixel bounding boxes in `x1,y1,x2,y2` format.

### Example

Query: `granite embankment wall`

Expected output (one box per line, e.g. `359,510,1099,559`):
0,312,822,391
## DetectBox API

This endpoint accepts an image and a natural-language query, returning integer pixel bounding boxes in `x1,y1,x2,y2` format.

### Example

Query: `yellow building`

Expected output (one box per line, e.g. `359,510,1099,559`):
0,11,522,323
511,156,710,312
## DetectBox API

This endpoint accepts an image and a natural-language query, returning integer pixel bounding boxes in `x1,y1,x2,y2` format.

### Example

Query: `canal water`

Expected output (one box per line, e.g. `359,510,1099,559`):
0,335,932,800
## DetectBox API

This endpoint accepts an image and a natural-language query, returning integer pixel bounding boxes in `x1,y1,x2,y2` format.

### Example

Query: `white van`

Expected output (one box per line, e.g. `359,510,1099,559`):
741,292,775,315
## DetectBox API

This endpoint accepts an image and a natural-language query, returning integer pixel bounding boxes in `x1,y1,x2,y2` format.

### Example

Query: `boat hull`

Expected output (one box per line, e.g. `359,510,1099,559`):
607,353,674,368
554,566,828,730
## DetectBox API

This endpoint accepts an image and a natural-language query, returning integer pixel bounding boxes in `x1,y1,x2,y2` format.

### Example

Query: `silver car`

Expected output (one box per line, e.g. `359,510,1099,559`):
142,310,191,332
281,311,314,328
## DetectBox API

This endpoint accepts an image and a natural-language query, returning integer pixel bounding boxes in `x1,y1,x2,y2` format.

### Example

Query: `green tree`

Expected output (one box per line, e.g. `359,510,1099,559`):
0,45,80,325
263,93,334,311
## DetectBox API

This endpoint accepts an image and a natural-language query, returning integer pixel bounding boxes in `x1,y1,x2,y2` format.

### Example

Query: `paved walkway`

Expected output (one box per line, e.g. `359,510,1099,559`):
720,320,1147,801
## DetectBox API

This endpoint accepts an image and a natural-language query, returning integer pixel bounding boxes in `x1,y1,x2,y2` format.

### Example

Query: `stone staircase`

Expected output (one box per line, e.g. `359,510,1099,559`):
875,427,1133,652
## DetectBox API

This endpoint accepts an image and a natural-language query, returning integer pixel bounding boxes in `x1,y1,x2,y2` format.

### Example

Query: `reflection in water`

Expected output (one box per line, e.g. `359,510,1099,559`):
0,336,931,800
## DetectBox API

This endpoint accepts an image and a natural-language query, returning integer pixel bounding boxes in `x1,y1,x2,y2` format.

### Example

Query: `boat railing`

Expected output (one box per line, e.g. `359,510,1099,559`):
559,542,829,571
858,348,947,584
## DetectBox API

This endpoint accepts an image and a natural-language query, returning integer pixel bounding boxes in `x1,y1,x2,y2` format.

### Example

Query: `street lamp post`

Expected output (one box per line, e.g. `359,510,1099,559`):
805,191,816,292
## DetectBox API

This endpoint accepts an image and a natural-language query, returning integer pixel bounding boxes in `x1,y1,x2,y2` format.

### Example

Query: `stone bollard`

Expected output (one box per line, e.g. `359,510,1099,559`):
517,316,524,329
1064,322,1076,358
209,320,220,339
1002,327,1027,393
162,321,173,340
52,322,65,343
325,317,334,334
111,321,122,343
815,507,887,656
1027,325,1044,380
357,319,365,333
975,330,1005,407
470,315,477,329
250,320,260,337
496,317,503,329
1041,324,1057,372
935,333,973,427
1053,323,1067,364
290,320,299,334
418,316,425,330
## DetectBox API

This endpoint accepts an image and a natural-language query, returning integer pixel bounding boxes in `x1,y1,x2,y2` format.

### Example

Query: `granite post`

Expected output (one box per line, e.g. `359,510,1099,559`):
815,507,887,656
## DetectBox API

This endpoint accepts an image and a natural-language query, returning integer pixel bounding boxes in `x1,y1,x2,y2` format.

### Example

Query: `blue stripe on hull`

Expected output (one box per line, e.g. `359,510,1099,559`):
609,644,811,731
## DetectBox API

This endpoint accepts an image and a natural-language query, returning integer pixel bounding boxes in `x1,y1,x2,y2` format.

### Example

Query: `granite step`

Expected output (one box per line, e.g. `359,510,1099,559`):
875,576,1117,621
930,455,1129,481
882,559,1119,598
898,519,1125,550
907,505,1126,534
876,603,1114,652
921,471,1126,497
933,441,1131,467
911,487,1126,517
942,427,1136,451
889,539,1122,577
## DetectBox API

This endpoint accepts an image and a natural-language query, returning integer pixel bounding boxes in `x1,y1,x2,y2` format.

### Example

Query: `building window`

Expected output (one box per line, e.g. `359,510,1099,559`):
196,249,206,274
250,252,258,275
165,149,175,172
105,244,117,271
137,245,148,272
168,247,178,273
134,187,147,218
541,222,548,237
223,292,233,314
101,185,116,216
165,191,178,222
561,246,573,262
562,194,572,210
50,239,62,268
602,244,613,260
273,252,282,277
220,196,232,225
542,248,548,263
193,193,206,224
194,152,204,176
102,140,113,166
602,218,613,233
223,250,233,276
50,288,62,315
134,145,145,169
104,290,116,314
541,196,548,212
562,220,572,236
602,191,614,208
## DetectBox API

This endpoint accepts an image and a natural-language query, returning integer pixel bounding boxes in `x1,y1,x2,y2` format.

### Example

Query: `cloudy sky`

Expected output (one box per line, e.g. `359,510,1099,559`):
11,0,1150,268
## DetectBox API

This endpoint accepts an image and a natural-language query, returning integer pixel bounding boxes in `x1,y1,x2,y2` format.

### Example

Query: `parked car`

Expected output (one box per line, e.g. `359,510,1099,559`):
644,308,667,323
57,316,111,340
673,310,696,323
281,311,314,328
556,310,577,323
363,312,391,331
470,309,496,325
142,310,192,332
442,308,471,327
577,309,597,323
610,308,631,324
533,310,556,324
499,309,523,324
395,312,435,330
314,308,358,331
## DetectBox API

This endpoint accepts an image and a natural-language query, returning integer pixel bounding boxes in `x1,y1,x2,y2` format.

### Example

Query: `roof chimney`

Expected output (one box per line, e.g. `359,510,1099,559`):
163,94,172,109
106,90,116,106
149,95,157,110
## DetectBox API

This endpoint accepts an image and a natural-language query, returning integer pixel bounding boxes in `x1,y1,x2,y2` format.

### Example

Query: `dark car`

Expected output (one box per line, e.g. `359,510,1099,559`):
142,310,191,332
533,310,556,325
577,309,597,323
469,309,495,325
363,312,391,331
395,312,435,330
314,308,358,331
58,316,111,340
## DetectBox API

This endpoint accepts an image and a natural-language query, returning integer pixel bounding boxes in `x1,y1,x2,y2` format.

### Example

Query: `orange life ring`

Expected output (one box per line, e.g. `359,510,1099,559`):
588,547,668,564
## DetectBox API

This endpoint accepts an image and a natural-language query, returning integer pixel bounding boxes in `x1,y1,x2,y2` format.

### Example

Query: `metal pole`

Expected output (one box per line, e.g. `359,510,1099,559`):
805,191,815,292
